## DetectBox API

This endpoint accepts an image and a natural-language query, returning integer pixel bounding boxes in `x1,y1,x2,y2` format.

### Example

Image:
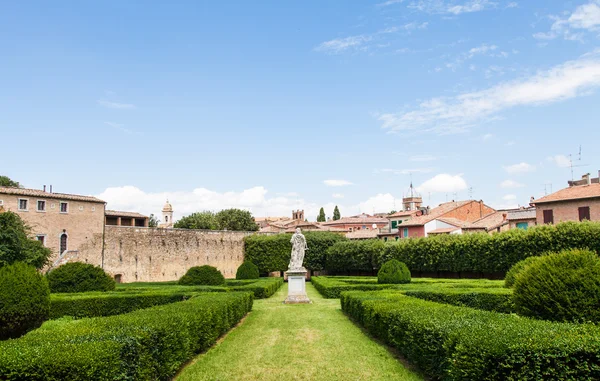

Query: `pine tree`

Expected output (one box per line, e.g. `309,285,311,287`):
317,207,326,222
333,205,341,221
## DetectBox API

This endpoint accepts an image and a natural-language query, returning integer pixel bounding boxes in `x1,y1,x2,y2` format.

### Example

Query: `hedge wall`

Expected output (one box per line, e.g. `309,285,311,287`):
341,291,600,380
244,232,346,272
322,221,600,275
0,292,253,380
404,289,514,313
227,277,284,299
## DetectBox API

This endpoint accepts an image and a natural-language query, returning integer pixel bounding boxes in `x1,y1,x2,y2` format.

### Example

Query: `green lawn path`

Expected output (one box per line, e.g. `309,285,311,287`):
177,283,423,381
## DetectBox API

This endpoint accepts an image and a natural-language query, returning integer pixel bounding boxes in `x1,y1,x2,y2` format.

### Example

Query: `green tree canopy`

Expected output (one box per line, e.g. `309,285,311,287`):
148,214,160,228
0,212,51,269
174,211,218,230
215,208,259,231
333,206,341,221
317,207,326,222
0,176,20,188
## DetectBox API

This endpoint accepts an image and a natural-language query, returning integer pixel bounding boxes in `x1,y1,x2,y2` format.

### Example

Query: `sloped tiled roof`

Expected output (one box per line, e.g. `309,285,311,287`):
507,208,536,221
428,227,461,234
0,187,105,203
399,200,474,227
346,230,379,239
105,210,148,218
532,184,600,204
321,216,389,226
388,210,420,218
465,212,508,231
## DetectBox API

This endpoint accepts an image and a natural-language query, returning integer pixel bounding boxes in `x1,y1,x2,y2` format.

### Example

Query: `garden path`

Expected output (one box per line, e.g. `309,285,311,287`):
176,283,422,381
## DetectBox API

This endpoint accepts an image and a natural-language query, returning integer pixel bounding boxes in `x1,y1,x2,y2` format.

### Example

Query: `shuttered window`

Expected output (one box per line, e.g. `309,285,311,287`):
579,206,591,221
543,210,554,224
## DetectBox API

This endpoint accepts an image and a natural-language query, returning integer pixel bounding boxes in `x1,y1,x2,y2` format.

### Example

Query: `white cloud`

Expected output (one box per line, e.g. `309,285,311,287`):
482,133,494,140
500,179,525,188
547,154,571,168
504,162,536,174
324,179,353,187
97,100,136,109
377,0,404,6
506,2,517,8
356,193,399,214
378,53,600,134
468,43,498,58
502,194,517,200
416,173,468,193
534,1,600,41
104,121,133,134
315,35,372,54
332,193,345,199
409,0,497,15
409,154,437,162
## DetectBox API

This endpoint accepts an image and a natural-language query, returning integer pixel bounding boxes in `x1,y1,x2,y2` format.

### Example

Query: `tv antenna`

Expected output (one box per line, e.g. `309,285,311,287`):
468,187,474,200
569,145,588,181
543,183,552,196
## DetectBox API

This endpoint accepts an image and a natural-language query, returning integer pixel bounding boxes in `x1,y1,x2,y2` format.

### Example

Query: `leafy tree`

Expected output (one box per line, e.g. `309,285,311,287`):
174,211,218,230
0,176,20,188
317,207,326,222
389,210,397,215
333,206,341,221
215,208,259,231
0,212,51,269
148,214,160,228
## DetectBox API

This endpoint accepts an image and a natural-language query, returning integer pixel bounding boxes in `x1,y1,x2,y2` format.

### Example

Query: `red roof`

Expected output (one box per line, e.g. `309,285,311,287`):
321,216,388,226
399,200,474,227
532,183,600,204
388,210,420,218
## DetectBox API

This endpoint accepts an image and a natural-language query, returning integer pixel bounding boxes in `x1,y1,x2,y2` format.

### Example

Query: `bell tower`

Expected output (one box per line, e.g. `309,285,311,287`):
162,200,174,228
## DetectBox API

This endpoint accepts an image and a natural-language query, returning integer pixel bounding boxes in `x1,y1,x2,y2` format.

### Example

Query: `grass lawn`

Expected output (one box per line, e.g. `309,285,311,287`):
176,283,423,381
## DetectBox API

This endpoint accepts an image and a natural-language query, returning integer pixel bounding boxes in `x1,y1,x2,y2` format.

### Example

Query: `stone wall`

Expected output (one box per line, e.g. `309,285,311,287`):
77,226,252,283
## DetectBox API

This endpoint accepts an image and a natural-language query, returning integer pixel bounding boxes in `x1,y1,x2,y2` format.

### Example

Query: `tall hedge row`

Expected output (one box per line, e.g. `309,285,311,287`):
244,232,346,272
322,221,600,274
0,292,253,380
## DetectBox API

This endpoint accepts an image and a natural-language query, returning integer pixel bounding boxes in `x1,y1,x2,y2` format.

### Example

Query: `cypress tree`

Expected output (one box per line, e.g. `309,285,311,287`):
333,205,341,221
317,207,326,222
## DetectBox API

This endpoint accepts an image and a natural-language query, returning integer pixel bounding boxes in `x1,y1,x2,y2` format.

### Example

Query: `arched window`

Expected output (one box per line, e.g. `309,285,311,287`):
60,233,68,254
165,216,169,222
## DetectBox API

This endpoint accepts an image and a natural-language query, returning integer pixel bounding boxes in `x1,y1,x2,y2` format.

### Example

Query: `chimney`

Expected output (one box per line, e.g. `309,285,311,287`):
584,173,591,185
49,185,53,193
502,213,507,221
43,185,46,192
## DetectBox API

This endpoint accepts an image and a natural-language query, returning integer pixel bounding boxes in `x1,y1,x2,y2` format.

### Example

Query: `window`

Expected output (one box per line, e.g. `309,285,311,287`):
60,202,68,213
362,225,366,229
516,222,529,230
165,216,169,222
579,206,591,221
403,227,409,238
91,206,96,212
60,233,68,254
348,228,352,232
543,210,554,224
36,235,46,246
37,200,46,212
391,220,398,229
18,199,28,211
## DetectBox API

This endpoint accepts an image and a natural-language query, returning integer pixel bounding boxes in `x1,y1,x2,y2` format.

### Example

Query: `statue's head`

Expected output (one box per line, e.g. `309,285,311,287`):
295,228,301,234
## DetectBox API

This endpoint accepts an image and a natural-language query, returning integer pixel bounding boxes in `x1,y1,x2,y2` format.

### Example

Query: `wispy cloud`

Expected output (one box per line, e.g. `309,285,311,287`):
534,1,600,42
547,154,571,168
332,193,345,199
377,52,600,134
408,0,498,15
500,179,525,188
504,162,536,174
315,35,373,54
104,121,133,134
98,100,136,109
482,133,494,141
324,179,353,187
377,0,404,7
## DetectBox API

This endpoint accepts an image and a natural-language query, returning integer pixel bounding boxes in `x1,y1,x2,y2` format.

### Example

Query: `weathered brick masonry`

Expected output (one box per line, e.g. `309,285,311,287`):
77,226,252,283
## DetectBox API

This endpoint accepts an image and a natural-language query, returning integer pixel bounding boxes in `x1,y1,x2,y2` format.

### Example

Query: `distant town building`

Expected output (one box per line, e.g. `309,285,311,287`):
531,172,600,225
0,186,106,266
320,214,389,233
254,216,291,229
105,210,149,227
159,200,174,228
506,207,537,230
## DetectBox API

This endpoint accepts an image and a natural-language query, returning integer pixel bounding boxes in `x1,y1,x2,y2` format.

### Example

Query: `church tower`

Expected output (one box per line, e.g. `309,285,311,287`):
162,200,174,228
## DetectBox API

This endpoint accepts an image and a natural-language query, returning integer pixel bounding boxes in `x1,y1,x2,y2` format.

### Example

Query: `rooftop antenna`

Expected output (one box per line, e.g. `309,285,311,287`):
569,145,588,181
468,187,474,200
543,183,553,196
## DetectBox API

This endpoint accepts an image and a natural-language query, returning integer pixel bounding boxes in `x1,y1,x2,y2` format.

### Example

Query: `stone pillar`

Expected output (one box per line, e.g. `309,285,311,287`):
117,217,122,226
284,268,311,304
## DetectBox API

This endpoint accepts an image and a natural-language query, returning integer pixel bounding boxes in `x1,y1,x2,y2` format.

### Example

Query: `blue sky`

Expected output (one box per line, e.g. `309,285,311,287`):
2,0,600,220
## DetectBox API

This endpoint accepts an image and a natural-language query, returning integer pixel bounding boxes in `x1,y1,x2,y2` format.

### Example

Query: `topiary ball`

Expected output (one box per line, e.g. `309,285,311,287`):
513,249,600,323
179,265,225,286
236,260,260,280
47,262,116,293
504,256,544,288
377,259,411,284
0,262,50,339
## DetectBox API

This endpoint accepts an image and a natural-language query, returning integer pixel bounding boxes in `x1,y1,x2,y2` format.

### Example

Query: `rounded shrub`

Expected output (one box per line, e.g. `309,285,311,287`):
377,259,411,284
47,262,115,293
513,248,600,323
236,261,260,280
179,265,225,286
504,255,544,288
0,262,50,339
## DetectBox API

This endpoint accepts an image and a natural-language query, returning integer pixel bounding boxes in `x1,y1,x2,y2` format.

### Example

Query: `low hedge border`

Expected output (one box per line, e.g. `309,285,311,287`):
341,291,600,380
228,277,283,299
404,289,514,313
0,292,254,380
312,276,396,298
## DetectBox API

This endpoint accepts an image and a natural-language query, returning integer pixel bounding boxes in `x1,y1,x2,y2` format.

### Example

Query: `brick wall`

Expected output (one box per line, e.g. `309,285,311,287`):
76,226,253,283
535,199,600,225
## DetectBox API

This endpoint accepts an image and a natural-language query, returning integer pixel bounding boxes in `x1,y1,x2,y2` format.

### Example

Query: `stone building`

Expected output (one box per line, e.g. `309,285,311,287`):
531,173,600,224
0,186,106,266
506,207,537,230
105,210,149,227
158,200,174,228
320,214,389,233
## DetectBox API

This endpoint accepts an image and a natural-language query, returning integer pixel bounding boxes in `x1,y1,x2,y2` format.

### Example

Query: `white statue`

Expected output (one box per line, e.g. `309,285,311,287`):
289,228,308,270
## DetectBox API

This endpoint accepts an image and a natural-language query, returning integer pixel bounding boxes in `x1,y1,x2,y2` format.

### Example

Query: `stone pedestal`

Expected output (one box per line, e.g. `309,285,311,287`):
284,268,311,304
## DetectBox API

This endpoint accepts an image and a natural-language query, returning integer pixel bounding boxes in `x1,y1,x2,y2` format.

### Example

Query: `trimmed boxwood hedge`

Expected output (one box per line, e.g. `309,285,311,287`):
236,261,260,280
377,259,411,284
404,289,514,313
0,292,253,380
341,291,600,380
47,262,115,293
326,239,384,273
311,276,398,298
244,231,346,272
504,255,545,288
179,265,225,286
228,277,284,299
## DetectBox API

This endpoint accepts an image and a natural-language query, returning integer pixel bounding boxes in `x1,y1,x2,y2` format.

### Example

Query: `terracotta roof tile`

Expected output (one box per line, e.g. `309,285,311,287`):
507,208,536,221
321,216,389,226
532,184,600,204
399,200,474,227
0,187,105,203
388,210,420,218
428,227,460,234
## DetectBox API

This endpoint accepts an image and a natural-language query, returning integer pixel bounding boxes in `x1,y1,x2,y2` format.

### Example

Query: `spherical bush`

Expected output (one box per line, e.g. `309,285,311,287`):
179,265,225,286
377,259,411,284
236,261,260,280
513,249,600,323
504,256,544,288
0,262,50,339
47,262,116,293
